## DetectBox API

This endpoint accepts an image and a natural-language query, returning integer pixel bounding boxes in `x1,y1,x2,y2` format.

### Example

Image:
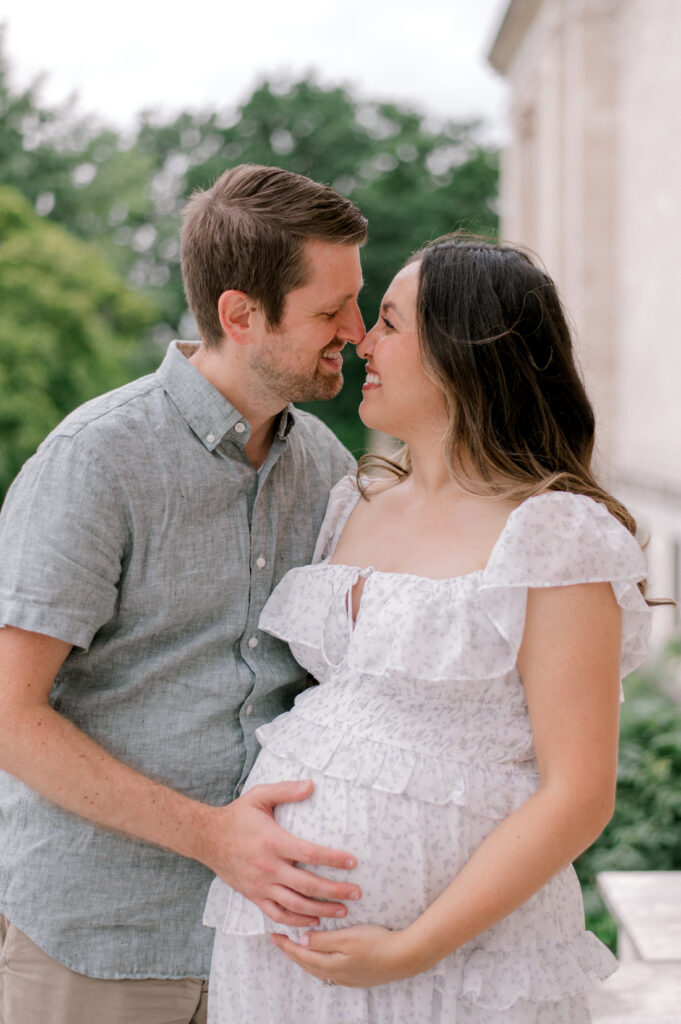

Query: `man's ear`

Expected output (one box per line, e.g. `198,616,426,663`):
217,290,258,346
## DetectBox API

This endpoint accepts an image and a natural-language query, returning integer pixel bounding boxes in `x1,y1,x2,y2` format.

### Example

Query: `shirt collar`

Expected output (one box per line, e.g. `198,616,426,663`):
276,405,297,439
156,341,296,451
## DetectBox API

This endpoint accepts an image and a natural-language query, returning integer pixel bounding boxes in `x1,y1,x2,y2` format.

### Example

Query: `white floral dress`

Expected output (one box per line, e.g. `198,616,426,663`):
204,478,651,1023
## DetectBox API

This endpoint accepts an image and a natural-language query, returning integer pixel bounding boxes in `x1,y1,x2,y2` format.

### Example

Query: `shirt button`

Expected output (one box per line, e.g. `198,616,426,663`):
206,433,215,444
245,704,253,716
247,636,258,648
256,556,266,569
234,422,246,434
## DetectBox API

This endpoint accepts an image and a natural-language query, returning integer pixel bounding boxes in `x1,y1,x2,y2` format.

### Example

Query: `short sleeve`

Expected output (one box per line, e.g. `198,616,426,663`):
480,492,651,679
311,473,361,563
0,433,129,649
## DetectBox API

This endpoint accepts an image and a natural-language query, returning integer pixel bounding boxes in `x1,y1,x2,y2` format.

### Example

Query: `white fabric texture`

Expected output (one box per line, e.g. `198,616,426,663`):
204,477,651,1023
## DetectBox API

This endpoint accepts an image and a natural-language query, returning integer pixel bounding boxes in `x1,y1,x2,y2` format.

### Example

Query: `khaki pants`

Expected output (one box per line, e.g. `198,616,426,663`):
0,916,208,1024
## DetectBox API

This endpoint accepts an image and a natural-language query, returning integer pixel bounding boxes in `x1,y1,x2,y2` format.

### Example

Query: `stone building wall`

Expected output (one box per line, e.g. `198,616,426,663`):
490,0,681,641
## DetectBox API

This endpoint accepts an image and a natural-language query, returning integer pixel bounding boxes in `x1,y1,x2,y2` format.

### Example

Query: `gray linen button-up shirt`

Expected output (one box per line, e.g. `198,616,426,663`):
0,341,355,979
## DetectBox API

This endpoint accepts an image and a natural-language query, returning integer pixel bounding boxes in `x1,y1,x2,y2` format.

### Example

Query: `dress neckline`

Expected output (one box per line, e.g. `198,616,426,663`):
322,560,486,585
323,488,596,585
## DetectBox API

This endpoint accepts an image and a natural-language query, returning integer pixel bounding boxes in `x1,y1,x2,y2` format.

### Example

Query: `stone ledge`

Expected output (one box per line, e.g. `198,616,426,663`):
597,871,681,961
588,961,681,1023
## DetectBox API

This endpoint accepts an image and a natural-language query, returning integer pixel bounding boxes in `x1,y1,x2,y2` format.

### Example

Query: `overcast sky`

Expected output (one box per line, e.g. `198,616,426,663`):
1,0,510,139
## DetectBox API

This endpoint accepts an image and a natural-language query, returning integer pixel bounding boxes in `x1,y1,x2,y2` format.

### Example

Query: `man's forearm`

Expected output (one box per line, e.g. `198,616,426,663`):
0,625,360,926
0,695,361,927
0,700,212,862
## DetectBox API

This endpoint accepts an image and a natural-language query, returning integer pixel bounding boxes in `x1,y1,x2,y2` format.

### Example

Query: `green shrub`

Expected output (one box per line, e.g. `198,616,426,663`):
576,642,681,950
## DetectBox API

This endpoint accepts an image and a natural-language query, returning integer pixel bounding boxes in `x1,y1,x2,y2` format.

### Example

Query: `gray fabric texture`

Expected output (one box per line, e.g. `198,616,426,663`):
0,341,355,979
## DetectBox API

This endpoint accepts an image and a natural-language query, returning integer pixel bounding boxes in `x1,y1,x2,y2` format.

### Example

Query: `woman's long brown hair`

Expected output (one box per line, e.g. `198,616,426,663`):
359,233,667,605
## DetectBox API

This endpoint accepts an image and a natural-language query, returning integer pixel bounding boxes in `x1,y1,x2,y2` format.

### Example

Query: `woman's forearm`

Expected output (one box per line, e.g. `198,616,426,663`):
398,784,612,974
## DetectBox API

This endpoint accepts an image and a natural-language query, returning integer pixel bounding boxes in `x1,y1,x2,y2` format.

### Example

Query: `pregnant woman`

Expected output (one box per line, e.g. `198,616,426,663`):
204,235,652,1022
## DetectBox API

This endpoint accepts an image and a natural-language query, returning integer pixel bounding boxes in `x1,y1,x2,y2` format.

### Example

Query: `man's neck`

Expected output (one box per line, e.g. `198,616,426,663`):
187,341,284,469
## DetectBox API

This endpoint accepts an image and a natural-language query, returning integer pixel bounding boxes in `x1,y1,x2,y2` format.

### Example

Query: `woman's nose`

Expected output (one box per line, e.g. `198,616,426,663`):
356,325,377,359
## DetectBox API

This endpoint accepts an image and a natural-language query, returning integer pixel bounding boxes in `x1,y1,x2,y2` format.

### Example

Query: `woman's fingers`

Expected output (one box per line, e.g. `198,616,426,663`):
269,932,335,979
300,929,344,952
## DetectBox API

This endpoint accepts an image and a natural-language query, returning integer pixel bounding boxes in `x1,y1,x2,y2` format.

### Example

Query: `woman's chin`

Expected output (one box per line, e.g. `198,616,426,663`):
359,402,401,439
358,400,383,432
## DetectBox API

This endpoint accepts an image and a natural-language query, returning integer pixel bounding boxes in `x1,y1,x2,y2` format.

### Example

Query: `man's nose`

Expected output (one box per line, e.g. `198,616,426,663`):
340,301,365,345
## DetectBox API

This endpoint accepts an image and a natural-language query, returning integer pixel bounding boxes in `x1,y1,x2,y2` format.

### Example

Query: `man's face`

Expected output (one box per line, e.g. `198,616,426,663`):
248,239,365,403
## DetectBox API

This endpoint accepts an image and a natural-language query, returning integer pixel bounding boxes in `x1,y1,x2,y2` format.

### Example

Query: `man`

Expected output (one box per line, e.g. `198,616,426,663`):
0,164,367,1023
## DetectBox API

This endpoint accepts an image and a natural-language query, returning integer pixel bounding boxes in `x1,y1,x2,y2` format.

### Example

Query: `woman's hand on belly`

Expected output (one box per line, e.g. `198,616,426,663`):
269,923,419,988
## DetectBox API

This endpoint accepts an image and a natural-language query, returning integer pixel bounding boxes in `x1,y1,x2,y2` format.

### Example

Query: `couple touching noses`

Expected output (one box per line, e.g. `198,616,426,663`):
0,163,652,1024
186,227,420,470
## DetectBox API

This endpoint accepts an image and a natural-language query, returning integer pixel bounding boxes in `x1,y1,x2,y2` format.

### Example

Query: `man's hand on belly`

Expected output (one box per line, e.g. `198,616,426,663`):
194,780,362,928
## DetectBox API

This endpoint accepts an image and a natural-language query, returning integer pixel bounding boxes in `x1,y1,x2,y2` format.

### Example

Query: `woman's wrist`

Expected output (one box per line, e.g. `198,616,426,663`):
391,922,445,979
397,918,457,977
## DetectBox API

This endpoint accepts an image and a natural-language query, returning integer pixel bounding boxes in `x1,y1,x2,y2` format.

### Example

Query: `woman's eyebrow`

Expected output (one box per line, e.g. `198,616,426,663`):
381,299,402,319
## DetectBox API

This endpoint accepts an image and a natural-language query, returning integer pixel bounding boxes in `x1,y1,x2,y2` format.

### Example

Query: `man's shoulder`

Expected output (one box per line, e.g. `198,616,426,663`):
40,373,163,452
291,407,352,457
284,410,356,509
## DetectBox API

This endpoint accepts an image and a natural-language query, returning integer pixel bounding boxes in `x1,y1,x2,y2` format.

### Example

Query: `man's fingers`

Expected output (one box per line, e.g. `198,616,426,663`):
269,882,349,920
280,865,361,905
281,834,358,872
243,780,359,872
258,899,320,929
248,779,315,809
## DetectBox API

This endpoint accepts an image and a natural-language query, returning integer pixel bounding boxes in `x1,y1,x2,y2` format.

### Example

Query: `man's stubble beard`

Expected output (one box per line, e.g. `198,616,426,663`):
248,344,344,404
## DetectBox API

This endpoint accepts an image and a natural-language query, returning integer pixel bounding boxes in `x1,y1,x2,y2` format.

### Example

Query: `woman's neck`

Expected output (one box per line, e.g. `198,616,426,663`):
404,434,480,500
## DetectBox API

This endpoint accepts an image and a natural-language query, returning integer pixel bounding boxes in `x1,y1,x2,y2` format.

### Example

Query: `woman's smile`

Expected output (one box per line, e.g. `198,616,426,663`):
363,370,382,390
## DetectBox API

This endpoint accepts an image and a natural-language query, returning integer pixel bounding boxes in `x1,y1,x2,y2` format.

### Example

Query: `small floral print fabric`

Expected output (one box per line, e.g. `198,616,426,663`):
204,476,651,1023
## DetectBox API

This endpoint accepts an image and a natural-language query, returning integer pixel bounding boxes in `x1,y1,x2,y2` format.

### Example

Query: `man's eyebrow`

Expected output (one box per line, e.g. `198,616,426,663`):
318,281,365,309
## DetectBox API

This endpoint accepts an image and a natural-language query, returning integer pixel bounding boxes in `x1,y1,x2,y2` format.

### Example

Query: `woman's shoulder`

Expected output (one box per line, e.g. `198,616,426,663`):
484,490,647,590
479,490,651,680
312,471,404,563
311,474,361,563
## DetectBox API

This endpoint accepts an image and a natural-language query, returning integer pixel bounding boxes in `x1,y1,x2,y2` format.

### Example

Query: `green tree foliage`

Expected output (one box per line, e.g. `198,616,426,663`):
0,186,158,498
1,32,498,459
575,648,681,949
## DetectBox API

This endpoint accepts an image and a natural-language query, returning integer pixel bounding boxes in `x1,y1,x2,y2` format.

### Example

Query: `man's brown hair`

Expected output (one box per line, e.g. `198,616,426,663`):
180,164,368,347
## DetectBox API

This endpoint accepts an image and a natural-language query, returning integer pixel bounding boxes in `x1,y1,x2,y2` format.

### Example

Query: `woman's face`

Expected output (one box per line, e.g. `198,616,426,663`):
356,261,447,438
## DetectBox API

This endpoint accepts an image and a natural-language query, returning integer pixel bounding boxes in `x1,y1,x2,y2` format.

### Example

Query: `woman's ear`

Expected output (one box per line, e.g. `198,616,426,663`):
217,290,258,346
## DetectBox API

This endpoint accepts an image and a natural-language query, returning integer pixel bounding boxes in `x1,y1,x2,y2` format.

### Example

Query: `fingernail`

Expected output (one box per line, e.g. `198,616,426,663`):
297,780,310,791
300,933,310,946
344,858,355,868
334,909,346,917
349,889,360,900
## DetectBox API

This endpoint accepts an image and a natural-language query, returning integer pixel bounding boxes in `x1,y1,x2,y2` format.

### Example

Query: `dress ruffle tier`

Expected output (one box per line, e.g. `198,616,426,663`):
256,711,540,816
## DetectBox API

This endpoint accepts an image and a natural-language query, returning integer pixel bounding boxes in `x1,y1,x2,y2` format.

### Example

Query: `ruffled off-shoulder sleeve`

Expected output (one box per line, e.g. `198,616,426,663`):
480,492,651,679
311,473,361,563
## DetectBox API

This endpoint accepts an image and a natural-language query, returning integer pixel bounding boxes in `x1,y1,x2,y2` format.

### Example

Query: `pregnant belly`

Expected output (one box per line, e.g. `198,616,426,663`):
244,746,475,930
235,746,585,944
